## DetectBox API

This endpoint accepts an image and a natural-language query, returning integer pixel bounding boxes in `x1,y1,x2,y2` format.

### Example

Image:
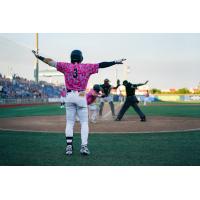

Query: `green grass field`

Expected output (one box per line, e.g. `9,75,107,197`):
0,102,200,118
0,130,200,166
0,104,65,118
0,102,200,166
127,103,200,118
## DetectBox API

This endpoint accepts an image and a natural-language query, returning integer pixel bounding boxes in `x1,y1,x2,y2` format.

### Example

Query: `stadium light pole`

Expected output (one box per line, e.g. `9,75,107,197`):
115,67,118,83
34,33,39,83
123,65,130,81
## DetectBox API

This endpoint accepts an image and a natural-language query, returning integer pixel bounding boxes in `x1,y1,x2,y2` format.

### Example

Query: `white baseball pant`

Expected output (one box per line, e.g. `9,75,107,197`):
89,103,98,122
65,91,89,146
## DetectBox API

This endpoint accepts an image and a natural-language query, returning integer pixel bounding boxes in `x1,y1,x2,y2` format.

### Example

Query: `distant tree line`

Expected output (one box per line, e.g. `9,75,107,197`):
150,88,200,94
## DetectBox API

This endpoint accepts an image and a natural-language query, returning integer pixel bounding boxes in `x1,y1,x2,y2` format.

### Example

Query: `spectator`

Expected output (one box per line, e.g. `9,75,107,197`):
0,73,62,99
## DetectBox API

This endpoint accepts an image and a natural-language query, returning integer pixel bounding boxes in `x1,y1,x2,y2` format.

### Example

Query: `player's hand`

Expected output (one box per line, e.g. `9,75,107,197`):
32,50,39,58
115,58,126,64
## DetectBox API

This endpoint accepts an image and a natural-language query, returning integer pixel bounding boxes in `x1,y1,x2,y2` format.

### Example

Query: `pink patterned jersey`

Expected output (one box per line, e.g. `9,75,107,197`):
60,89,66,97
86,89,99,105
56,62,99,91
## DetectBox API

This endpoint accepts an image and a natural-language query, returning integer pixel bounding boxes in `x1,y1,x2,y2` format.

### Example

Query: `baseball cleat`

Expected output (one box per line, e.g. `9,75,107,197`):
66,145,73,155
80,145,90,155
90,119,97,123
140,117,146,122
115,118,121,121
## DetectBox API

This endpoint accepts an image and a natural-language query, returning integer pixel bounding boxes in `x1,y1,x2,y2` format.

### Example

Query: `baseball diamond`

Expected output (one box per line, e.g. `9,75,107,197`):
0,102,200,166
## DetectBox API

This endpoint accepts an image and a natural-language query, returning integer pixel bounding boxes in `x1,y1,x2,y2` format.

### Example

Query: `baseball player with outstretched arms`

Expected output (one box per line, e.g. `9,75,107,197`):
32,49,126,155
115,80,148,122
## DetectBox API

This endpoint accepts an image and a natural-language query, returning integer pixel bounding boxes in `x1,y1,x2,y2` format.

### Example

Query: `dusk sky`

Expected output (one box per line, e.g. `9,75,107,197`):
0,33,199,89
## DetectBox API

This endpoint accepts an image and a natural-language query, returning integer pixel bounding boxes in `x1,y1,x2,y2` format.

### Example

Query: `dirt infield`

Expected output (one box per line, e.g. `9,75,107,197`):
0,103,200,133
0,115,200,133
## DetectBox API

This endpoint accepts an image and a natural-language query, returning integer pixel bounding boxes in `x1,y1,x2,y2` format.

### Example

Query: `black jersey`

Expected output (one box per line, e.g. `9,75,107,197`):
125,82,138,96
100,84,112,97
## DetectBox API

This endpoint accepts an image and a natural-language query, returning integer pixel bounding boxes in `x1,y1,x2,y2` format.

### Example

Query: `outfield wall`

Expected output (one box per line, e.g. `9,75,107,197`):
0,98,49,105
1,94,200,105
154,94,200,102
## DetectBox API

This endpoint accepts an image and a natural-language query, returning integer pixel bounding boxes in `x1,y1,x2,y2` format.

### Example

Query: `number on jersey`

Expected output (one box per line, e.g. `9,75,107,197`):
73,68,78,78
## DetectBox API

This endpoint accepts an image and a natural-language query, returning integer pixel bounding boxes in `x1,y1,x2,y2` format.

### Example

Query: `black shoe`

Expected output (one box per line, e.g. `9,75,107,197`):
140,117,146,122
115,118,121,121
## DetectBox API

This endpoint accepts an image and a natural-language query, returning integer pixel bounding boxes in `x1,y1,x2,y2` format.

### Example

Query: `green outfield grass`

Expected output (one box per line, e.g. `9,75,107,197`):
0,104,65,118
0,130,200,166
127,104,200,118
0,102,200,118
144,101,200,104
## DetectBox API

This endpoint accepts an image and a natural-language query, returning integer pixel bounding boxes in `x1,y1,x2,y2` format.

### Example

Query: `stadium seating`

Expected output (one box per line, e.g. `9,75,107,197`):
0,73,62,99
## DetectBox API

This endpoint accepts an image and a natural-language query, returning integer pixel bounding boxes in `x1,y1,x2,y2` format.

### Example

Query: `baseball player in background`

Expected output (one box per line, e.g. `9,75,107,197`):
86,84,102,123
115,80,148,122
60,87,66,108
32,49,126,155
99,79,120,118
117,84,125,105
143,90,150,106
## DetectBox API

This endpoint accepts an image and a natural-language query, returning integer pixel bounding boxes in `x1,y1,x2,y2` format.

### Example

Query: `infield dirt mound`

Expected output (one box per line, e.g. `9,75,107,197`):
0,115,200,133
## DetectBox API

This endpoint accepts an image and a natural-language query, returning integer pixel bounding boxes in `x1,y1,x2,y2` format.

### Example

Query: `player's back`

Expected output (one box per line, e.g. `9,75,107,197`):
56,62,99,91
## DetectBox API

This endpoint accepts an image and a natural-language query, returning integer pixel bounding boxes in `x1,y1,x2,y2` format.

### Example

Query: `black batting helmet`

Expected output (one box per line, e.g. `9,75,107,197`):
93,84,101,93
70,50,83,63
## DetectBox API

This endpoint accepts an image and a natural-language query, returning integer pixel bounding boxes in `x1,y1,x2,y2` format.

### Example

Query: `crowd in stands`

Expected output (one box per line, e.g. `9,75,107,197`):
0,73,62,99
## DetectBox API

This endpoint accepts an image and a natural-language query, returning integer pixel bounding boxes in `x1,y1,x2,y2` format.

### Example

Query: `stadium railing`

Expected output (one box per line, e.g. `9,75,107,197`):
0,98,49,105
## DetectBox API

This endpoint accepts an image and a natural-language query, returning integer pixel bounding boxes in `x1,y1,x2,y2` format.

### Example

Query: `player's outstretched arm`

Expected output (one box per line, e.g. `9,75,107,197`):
32,50,57,67
135,80,149,87
99,59,126,68
112,79,121,89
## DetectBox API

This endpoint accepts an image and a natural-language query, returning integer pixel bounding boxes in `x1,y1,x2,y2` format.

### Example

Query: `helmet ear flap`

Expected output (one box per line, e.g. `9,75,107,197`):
80,55,83,62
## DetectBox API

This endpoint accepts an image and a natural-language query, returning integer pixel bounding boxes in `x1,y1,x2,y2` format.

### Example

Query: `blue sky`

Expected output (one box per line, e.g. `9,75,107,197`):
0,33,200,89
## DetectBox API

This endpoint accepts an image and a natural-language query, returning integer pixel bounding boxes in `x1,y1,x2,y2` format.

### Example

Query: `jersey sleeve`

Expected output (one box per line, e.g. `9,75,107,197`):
85,63,99,75
91,90,97,96
56,62,69,73
131,84,138,89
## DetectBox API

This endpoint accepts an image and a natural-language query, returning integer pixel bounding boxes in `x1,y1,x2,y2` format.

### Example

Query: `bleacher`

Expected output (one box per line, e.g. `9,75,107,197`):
0,73,62,100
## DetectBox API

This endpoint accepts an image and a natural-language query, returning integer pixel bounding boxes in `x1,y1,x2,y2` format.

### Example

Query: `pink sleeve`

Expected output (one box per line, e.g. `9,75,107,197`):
86,63,99,75
56,62,69,73
91,90,96,96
